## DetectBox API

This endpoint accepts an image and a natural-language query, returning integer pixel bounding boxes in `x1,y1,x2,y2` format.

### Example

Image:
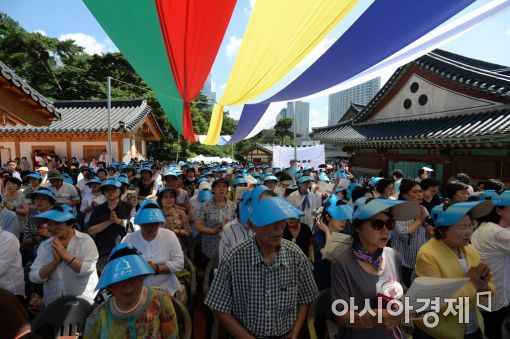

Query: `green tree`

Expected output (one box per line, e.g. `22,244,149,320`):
274,118,293,145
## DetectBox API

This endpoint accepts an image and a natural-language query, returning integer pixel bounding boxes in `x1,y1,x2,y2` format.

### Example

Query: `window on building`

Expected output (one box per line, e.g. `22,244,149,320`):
83,145,106,162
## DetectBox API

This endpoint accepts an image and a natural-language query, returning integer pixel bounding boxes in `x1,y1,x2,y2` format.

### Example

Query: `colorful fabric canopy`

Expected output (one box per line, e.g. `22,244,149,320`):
203,0,358,145
83,0,234,141
155,0,235,141
230,0,510,143
227,0,476,144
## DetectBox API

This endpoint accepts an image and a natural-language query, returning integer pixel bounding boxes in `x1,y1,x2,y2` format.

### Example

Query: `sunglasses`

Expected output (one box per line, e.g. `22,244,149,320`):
370,218,395,231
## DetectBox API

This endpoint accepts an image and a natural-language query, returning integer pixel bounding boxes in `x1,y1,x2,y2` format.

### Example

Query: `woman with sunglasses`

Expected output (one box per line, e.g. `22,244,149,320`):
471,190,510,339
413,200,495,339
392,179,434,288
313,194,353,290
331,197,419,338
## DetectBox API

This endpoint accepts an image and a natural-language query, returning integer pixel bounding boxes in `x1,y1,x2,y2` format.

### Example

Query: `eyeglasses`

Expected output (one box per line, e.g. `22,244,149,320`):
370,218,395,231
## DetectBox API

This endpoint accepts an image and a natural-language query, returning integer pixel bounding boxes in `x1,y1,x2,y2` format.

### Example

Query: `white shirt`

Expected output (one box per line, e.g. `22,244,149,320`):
471,222,510,311
122,228,184,296
80,192,107,224
287,189,321,228
0,228,25,296
45,182,81,205
219,218,253,260
29,230,99,305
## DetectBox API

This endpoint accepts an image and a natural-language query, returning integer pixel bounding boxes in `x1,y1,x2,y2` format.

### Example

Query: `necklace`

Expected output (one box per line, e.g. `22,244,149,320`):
112,289,144,314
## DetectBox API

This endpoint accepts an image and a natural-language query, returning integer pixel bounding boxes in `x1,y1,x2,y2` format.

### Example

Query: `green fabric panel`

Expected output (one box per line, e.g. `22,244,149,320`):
83,0,183,133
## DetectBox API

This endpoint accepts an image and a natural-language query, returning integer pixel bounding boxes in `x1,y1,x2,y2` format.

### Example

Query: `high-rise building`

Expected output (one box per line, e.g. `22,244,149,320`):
328,77,380,125
202,73,213,99
276,101,310,136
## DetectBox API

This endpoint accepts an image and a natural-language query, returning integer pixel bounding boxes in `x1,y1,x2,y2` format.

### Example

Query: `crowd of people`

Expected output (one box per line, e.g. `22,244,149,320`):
0,156,509,339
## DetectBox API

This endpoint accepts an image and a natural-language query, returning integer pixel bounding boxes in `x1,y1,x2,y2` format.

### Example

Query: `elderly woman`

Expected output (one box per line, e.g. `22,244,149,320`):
122,201,184,300
392,179,433,288
28,204,99,306
471,190,510,339
157,188,190,248
135,167,157,202
84,243,178,338
413,200,495,339
2,177,29,235
445,180,470,204
331,197,419,338
313,194,353,290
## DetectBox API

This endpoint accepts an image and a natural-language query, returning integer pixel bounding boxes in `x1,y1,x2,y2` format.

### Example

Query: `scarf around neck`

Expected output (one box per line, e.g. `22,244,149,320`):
351,241,384,272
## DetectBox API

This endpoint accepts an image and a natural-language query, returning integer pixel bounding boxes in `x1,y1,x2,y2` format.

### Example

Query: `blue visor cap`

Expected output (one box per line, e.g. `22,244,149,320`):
140,167,153,174
86,177,102,186
478,190,510,207
198,189,213,203
117,176,130,186
30,207,77,226
324,196,353,221
353,197,420,221
178,161,186,167
25,172,42,181
96,243,154,290
202,171,213,177
247,194,303,227
62,173,74,185
163,171,178,179
303,166,312,171
100,179,121,190
347,183,361,200
29,188,56,202
239,191,252,225
297,176,312,184
431,200,493,228
263,175,278,183
369,177,383,186
336,170,347,179
318,172,330,181
134,201,166,225
233,177,247,186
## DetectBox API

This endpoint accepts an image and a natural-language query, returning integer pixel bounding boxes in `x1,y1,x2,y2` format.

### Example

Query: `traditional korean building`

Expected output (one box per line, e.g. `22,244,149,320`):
311,49,510,185
239,143,273,164
0,98,163,163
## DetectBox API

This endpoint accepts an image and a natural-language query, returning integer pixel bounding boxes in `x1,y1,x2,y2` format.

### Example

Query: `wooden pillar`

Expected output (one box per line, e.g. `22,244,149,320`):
66,137,71,159
14,136,20,159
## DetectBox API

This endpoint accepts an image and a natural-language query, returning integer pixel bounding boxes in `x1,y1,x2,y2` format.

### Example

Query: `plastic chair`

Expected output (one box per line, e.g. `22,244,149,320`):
172,296,192,339
307,289,336,339
96,254,109,277
183,256,197,312
202,252,219,298
502,313,510,339
31,295,93,339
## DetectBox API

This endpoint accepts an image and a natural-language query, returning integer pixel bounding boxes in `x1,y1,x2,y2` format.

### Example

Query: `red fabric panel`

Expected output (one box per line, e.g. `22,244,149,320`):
156,0,236,141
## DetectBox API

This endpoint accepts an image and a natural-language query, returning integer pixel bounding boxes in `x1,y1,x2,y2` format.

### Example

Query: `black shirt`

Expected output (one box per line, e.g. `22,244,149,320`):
283,223,313,256
422,194,443,214
86,200,133,257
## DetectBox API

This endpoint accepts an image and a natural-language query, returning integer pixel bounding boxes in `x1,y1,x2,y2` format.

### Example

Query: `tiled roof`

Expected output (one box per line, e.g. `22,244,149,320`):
353,49,510,124
312,106,510,145
0,61,60,119
0,99,161,135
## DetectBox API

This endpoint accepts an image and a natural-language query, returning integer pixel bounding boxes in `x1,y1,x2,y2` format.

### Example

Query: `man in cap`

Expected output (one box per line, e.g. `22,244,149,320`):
205,186,318,338
287,176,321,228
45,170,81,207
37,166,49,186
415,167,433,183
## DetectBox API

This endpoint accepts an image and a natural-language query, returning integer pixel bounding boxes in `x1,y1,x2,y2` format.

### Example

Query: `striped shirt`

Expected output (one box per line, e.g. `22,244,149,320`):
205,238,319,337
392,206,430,269
218,218,253,260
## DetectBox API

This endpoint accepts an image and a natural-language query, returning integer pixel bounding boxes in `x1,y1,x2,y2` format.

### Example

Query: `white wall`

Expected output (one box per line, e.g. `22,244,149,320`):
0,142,15,163
122,138,131,156
142,140,146,157
19,142,66,159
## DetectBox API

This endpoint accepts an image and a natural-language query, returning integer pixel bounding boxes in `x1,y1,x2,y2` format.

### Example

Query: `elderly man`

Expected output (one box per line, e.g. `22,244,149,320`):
7,160,21,180
45,170,80,207
205,186,318,338
287,176,321,228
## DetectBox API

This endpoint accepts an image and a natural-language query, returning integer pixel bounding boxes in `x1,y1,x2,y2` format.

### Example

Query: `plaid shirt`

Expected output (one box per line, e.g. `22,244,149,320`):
205,237,319,337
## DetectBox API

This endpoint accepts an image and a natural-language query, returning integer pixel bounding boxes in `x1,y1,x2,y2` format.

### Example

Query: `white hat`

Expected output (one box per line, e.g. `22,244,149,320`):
422,166,434,172
198,181,212,191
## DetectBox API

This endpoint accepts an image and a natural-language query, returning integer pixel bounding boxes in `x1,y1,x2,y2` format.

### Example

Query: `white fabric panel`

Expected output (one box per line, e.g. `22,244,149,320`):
272,145,325,170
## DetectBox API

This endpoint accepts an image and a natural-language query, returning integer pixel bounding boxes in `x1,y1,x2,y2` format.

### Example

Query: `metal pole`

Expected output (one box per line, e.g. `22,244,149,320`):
176,133,180,162
293,101,297,162
107,76,112,165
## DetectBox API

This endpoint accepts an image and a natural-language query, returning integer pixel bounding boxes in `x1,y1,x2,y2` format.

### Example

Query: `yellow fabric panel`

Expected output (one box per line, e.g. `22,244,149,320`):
203,0,358,145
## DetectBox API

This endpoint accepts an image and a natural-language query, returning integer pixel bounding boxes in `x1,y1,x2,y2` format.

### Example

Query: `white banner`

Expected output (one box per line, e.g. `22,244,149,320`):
272,145,325,170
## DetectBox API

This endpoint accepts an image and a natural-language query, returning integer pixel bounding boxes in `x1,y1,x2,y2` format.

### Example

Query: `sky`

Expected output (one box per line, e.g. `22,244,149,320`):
2,0,510,132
